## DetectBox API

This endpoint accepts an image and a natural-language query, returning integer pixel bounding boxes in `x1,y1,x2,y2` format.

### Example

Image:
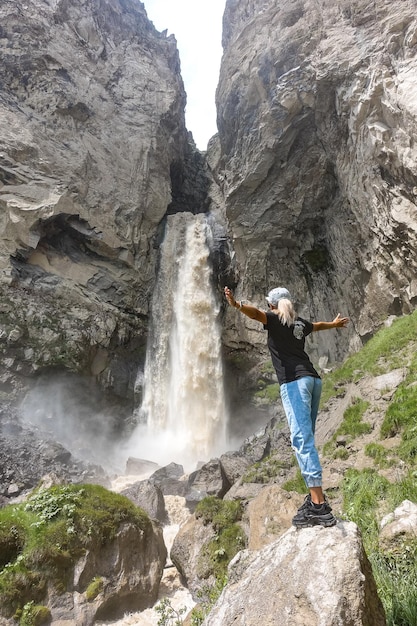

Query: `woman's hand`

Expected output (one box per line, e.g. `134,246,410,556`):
332,313,349,328
224,286,237,308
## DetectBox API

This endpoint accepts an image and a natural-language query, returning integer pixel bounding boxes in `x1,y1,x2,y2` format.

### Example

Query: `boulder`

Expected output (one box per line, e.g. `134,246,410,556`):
219,451,251,485
170,514,217,598
246,485,302,550
188,458,231,500
48,519,167,623
205,522,386,626
149,462,187,496
379,499,417,550
125,457,160,476
121,480,168,524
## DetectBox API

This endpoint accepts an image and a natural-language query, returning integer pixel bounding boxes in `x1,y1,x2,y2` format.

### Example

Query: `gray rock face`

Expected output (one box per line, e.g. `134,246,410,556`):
0,410,110,500
214,0,417,365
0,0,187,299
205,522,386,626
121,479,168,523
53,519,167,623
170,512,218,599
0,0,205,404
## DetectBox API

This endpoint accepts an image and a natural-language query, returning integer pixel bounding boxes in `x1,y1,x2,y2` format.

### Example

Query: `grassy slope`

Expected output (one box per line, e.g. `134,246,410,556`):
320,310,417,626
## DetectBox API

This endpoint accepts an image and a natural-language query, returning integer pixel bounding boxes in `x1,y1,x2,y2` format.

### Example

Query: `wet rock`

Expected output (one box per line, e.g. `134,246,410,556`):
188,458,231,500
121,480,168,524
149,462,187,496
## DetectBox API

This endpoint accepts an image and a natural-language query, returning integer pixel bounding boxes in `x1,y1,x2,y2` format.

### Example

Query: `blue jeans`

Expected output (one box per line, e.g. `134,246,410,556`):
280,376,323,488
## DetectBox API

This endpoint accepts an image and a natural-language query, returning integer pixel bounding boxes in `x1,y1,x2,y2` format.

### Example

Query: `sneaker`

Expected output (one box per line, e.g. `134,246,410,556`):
292,498,337,528
296,494,312,513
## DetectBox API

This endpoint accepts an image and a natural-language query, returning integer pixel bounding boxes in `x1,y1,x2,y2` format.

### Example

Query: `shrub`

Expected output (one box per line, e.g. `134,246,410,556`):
85,576,104,601
154,597,186,626
195,497,242,531
0,513,26,568
191,576,227,625
18,601,51,626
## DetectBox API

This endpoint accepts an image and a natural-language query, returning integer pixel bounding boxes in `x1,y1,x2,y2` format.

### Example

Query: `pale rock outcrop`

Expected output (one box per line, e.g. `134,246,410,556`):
204,522,386,626
246,485,301,550
214,0,417,368
379,499,417,550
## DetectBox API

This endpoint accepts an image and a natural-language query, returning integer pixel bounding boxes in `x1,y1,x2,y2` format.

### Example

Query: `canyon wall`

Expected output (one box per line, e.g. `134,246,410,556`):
212,0,417,368
0,0,208,409
1,0,417,424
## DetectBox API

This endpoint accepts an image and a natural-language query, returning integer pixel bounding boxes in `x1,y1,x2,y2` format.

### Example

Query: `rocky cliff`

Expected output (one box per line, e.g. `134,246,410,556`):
213,0,417,370
2,0,417,425
0,0,208,414
1,2,417,622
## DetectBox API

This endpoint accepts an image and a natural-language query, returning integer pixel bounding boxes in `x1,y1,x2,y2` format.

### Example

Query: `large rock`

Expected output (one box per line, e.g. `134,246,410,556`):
170,513,217,599
379,499,417,551
204,522,386,626
246,485,301,550
188,458,231,500
48,518,167,623
121,479,168,524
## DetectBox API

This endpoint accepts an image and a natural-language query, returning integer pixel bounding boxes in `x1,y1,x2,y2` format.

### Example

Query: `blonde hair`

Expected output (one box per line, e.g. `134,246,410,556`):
276,298,296,327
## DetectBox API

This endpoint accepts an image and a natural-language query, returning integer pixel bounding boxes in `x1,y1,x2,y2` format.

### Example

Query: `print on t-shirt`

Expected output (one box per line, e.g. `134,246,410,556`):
293,320,305,340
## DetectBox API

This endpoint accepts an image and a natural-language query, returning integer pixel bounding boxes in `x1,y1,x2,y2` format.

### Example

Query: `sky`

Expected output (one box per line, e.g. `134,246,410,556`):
143,0,225,150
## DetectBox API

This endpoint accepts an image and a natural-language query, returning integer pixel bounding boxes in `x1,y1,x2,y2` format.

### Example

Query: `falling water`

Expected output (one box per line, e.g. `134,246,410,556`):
131,212,228,470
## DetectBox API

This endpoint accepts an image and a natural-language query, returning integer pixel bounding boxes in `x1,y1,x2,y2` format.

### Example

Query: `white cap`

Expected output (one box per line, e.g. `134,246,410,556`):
266,287,292,306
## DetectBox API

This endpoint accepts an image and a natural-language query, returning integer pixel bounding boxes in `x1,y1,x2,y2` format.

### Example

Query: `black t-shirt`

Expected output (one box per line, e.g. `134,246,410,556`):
263,310,320,384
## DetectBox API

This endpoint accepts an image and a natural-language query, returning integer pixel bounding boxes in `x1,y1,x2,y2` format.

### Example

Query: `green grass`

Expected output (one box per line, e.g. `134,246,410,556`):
323,397,371,458
341,468,390,550
241,454,291,484
321,309,417,405
254,383,280,403
378,352,417,467
341,468,417,626
0,484,149,617
282,469,306,494
372,549,417,626
195,497,247,582
364,443,394,468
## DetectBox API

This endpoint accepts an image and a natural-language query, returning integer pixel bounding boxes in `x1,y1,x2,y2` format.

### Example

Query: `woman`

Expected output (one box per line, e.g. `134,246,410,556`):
224,285,349,528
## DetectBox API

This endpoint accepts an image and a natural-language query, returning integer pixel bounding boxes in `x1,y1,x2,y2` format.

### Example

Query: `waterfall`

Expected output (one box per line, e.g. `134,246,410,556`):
131,212,228,471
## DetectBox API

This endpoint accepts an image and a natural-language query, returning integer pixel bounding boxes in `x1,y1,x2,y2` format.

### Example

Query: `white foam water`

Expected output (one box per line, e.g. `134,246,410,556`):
128,212,228,471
